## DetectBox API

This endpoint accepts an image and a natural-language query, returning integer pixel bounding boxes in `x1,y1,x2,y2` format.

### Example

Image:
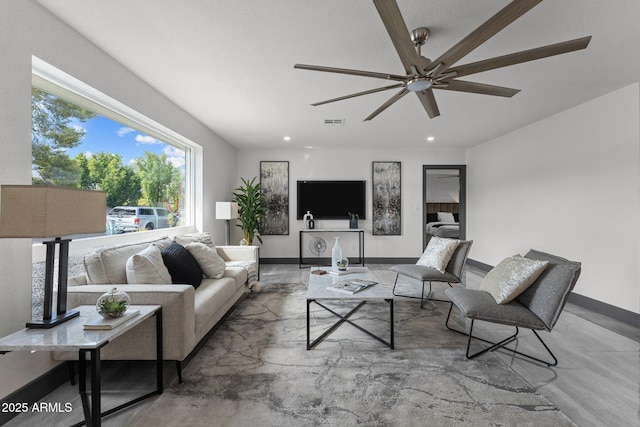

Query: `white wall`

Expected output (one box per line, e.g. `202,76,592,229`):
0,0,237,399
467,83,640,314
236,147,466,259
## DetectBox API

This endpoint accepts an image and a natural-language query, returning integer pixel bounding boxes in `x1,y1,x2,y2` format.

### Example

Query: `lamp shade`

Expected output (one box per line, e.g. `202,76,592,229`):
216,201,238,220
0,185,106,238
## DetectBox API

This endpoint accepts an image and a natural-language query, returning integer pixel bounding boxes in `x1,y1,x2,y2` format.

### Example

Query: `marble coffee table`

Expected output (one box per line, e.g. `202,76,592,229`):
306,267,394,349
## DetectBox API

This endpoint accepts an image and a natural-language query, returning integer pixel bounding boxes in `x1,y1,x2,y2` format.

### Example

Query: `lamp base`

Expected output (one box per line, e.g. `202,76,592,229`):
26,309,79,329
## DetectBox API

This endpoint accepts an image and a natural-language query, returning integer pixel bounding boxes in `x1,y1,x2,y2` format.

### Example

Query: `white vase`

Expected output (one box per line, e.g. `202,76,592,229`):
331,237,342,271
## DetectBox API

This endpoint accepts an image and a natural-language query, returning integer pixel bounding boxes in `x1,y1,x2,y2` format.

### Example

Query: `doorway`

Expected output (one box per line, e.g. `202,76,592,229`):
422,165,466,249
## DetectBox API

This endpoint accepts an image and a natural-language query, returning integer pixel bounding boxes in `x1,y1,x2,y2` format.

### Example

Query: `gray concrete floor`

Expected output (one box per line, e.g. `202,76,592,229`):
6,263,639,427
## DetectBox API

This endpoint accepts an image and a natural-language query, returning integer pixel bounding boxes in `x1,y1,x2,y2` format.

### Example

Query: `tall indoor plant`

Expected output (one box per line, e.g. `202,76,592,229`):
233,177,266,245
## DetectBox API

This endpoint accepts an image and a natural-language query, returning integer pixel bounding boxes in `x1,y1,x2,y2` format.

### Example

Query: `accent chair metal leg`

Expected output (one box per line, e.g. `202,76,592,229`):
445,303,558,367
393,274,429,309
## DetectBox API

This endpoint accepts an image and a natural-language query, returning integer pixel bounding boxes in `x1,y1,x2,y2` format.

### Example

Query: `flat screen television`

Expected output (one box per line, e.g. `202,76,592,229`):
297,180,366,219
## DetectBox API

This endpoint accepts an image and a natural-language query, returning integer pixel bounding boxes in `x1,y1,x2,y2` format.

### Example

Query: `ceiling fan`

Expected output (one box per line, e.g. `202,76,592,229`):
294,0,591,120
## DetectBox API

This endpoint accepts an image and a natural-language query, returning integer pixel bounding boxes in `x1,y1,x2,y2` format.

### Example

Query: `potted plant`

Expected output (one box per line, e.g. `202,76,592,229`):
96,287,130,318
348,212,359,229
233,177,267,245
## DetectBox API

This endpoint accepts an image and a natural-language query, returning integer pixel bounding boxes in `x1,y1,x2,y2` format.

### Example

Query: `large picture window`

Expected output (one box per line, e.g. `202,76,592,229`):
31,58,194,238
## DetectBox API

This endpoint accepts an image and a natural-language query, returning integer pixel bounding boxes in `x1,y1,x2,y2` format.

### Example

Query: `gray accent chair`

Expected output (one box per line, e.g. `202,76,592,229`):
445,249,581,366
390,239,473,308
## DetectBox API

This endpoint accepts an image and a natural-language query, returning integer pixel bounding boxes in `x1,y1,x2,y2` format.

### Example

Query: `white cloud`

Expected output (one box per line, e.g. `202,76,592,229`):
164,145,184,157
84,151,93,158
117,127,134,137
164,145,186,168
135,134,160,144
167,156,185,168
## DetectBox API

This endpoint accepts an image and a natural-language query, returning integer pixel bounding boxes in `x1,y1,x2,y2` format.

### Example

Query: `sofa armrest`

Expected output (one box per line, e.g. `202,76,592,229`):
66,284,197,361
216,245,259,263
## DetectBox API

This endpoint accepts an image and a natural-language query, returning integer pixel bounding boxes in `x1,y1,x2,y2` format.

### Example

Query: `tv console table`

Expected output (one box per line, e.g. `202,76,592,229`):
299,228,365,268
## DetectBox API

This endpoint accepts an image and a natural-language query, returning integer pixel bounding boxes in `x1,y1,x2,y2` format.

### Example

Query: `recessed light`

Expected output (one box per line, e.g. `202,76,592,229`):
426,136,435,142
283,136,291,141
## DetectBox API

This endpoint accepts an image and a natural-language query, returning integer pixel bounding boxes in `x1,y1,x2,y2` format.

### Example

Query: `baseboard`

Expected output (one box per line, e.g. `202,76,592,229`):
0,362,69,426
568,293,640,327
466,258,493,272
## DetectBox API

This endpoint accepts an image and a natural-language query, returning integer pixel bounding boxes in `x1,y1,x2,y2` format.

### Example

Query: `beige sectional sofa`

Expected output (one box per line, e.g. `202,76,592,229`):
53,234,259,381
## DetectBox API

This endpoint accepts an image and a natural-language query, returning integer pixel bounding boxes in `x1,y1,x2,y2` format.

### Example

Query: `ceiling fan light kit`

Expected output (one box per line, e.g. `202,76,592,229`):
294,0,591,121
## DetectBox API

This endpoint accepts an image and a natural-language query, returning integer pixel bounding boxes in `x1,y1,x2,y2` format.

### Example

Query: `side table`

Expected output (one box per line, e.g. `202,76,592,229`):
0,305,163,427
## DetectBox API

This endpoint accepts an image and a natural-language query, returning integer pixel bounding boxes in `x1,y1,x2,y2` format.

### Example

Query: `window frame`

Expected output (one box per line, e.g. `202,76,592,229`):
31,56,200,261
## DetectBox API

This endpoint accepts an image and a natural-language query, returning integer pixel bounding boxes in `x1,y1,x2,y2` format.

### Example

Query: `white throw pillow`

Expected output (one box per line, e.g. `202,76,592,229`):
174,232,216,248
416,236,460,273
185,242,225,279
437,212,455,223
480,255,549,304
125,243,172,284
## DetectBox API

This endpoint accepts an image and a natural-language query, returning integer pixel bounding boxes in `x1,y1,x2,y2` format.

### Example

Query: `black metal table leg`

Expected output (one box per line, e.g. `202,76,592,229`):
90,348,101,427
307,299,311,349
78,350,90,424
307,299,393,349
388,299,394,349
71,307,164,427
156,308,163,393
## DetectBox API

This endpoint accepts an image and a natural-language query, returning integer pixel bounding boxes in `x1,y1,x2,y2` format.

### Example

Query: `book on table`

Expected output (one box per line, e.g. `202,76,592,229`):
328,279,377,294
83,309,140,330
328,269,355,276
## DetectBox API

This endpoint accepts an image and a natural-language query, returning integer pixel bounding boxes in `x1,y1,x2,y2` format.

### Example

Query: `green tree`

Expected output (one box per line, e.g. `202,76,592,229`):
31,88,96,185
135,151,182,207
75,152,141,206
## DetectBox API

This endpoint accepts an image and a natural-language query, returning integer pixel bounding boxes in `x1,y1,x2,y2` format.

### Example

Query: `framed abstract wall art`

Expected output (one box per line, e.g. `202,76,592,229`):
260,161,289,235
372,161,401,235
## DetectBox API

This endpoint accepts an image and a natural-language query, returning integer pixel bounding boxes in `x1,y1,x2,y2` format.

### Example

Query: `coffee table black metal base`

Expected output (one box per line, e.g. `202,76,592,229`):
307,299,394,350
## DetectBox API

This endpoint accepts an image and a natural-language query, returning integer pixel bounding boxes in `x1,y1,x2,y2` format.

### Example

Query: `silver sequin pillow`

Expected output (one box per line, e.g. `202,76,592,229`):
480,255,549,304
416,236,460,273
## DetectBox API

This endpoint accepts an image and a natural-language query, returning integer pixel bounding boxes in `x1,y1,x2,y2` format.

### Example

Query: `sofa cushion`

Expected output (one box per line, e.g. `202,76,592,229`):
84,236,172,284
174,232,216,248
194,277,238,332
185,242,225,279
445,288,547,330
223,266,249,291
125,243,172,284
161,242,204,289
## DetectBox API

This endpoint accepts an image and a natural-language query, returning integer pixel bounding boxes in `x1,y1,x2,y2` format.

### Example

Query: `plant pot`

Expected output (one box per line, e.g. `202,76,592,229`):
349,218,358,229
96,287,130,318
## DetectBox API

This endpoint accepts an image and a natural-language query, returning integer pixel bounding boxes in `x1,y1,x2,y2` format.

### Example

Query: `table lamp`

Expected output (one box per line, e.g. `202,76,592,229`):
0,185,106,328
216,201,238,245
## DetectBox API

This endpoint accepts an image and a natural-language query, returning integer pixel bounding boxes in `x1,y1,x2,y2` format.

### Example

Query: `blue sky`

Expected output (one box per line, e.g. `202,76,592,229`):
66,115,185,169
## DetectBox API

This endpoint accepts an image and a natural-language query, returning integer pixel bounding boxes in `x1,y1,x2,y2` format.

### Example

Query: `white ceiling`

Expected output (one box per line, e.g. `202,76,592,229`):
36,0,640,150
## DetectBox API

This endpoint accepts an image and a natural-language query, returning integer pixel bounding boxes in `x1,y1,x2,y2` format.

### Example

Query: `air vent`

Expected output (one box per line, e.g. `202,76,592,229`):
324,119,345,125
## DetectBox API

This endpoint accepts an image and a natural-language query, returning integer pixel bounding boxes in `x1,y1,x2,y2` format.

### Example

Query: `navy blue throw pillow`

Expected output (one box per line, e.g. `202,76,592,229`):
161,241,204,289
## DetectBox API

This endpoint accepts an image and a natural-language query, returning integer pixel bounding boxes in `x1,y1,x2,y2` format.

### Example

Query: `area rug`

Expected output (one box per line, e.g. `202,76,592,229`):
130,282,574,426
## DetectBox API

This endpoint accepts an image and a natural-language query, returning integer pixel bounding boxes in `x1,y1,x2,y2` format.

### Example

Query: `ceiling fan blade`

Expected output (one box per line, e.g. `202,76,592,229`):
437,80,520,97
427,0,543,77
364,88,409,121
416,89,440,118
372,0,426,74
447,36,592,78
294,64,406,81
310,84,404,106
